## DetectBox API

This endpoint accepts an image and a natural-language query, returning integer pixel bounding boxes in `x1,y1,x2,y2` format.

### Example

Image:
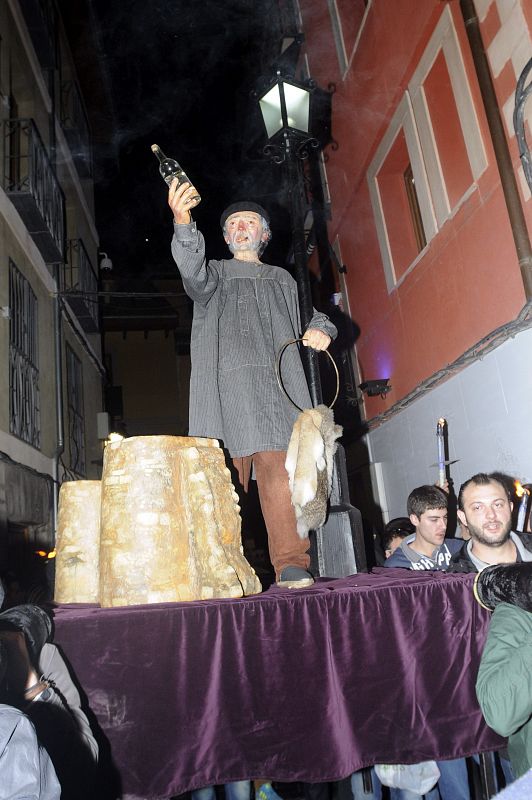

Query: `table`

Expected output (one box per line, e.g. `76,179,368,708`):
52,569,504,800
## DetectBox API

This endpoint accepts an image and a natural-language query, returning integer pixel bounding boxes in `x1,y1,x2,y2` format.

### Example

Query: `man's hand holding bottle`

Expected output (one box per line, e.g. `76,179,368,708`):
168,178,201,225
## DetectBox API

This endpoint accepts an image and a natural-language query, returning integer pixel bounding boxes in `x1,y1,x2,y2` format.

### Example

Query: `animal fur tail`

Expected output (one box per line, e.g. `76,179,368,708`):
285,404,342,538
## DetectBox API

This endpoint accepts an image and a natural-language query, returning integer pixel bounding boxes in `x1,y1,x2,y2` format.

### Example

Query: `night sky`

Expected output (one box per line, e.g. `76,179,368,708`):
59,0,295,275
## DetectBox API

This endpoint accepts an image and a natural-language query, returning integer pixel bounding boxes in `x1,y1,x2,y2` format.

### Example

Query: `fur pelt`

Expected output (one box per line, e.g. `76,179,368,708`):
476,562,532,611
285,404,342,538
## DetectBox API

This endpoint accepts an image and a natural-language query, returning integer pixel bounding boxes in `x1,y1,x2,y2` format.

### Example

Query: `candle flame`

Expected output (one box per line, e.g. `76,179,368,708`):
35,549,56,559
515,480,530,498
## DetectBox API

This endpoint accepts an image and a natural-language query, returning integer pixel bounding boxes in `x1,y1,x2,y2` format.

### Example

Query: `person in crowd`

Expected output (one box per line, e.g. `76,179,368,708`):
490,768,532,799
447,473,532,573
384,485,462,570
0,604,98,799
303,772,382,800
192,781,251,800
381,517,415,560
0,638,61,799
474,562,532,779
383,485,470,799
168,178,336,588
446,473,524,787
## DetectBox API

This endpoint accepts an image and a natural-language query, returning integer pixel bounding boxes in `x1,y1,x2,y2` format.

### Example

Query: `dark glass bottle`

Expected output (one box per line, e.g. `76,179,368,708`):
151,144,201,206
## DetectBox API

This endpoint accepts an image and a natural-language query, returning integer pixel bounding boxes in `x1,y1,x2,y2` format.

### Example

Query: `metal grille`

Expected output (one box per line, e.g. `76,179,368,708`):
66,345,86,476
4,118,65,262
64,238,99,331
9,260,40,448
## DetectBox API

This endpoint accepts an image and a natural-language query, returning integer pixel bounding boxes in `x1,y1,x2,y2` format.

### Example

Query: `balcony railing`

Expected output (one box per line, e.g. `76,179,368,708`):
63,239,99,333
4,118,65,264
9,260,41,449
61,80,93,178
18,0,57,70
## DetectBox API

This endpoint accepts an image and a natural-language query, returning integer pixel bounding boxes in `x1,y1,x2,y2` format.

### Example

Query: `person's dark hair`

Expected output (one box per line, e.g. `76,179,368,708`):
458,472,512,510
407,485,448,518
381,517,414,551
0,604,52,662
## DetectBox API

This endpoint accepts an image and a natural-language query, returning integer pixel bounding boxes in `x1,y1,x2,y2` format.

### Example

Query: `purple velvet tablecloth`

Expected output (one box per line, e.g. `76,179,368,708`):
52,569,504,800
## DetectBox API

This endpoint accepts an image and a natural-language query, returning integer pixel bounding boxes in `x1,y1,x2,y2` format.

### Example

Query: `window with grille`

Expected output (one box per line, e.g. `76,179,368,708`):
9,260,40,448
66,345,86,476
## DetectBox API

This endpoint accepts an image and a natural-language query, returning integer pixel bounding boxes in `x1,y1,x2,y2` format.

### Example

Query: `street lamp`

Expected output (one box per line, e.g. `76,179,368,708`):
259,76,312,142
258,72,322,404
257,72,368,577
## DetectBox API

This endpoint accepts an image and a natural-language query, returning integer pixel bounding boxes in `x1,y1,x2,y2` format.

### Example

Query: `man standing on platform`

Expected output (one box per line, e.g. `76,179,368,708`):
448,473,532,572
168,178,337,588
383,484,470,800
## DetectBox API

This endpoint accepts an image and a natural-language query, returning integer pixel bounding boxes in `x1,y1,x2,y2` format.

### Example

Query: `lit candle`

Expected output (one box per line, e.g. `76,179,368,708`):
436,418,446,488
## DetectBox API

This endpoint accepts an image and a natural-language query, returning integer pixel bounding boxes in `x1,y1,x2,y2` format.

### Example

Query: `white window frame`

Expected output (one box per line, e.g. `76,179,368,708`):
327,0,372,78
368,94,437,292
408,4,487,228
367,5,487,292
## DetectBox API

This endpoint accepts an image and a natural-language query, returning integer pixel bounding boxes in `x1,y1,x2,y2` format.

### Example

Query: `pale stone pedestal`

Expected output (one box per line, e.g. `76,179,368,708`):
54,480,101,604
98,435,261,605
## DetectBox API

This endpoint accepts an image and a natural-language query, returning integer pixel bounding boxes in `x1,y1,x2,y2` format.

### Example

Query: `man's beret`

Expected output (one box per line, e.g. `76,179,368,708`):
220,202,270,229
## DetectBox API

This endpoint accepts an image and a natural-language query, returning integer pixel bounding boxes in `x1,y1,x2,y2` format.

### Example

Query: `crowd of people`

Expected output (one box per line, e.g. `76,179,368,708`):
208,471,532,800
0,587,99,799
3,469,528,800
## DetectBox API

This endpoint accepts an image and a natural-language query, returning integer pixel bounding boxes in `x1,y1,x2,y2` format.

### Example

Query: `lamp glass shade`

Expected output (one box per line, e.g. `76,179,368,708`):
283,82,310,133
259,84,284,139
259,80,311,139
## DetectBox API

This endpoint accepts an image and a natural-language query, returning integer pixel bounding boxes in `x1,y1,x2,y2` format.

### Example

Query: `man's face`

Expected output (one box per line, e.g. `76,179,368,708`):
457,480,513,547
224,211,266,254
410,507,448,552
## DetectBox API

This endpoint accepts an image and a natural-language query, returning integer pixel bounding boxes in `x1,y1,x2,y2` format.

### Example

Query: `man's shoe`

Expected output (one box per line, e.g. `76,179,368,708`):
277,566,314,589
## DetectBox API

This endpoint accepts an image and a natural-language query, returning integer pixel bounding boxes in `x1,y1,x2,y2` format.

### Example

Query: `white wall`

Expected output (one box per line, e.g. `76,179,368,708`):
366,326,532,520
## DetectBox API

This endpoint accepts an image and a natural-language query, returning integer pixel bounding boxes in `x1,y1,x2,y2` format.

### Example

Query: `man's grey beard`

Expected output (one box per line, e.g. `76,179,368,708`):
227,240,261,255
227,239,268,257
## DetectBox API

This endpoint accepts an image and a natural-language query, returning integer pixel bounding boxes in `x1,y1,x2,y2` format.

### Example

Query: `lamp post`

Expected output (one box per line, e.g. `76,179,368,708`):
258,73,368,576
258,73,322,405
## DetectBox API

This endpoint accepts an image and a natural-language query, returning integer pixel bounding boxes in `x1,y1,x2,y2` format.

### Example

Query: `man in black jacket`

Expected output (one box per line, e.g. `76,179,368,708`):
448,472,532,573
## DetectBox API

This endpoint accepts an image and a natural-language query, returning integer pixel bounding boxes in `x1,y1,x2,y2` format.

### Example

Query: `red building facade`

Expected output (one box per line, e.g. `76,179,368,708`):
297,0,532,521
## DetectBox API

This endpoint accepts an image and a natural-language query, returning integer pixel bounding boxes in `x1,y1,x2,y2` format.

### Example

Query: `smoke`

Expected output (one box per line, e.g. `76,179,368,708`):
60,0,288,273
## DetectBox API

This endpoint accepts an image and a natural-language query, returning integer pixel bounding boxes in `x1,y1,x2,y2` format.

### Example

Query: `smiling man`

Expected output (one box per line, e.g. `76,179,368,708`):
384,484,462,570
168,180,337,588
448,473,532,573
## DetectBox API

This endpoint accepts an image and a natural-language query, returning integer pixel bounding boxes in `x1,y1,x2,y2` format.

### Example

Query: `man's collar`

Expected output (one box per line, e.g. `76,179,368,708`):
467,531,532,569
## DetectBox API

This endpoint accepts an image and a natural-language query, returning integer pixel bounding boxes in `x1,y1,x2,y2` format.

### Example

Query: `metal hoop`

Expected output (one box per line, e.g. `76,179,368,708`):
275,338,340,412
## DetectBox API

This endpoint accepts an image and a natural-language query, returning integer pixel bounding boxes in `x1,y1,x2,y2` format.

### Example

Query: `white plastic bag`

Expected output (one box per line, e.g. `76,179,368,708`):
374,761,440,794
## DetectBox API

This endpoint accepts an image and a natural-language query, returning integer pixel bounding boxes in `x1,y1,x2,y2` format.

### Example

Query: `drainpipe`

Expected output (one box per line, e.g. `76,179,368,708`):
459,0,532,301
52,264,64,541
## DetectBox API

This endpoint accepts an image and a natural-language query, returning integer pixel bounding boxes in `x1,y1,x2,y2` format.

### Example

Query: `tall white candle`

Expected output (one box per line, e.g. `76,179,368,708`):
436,418,446,488
517,491,529,531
